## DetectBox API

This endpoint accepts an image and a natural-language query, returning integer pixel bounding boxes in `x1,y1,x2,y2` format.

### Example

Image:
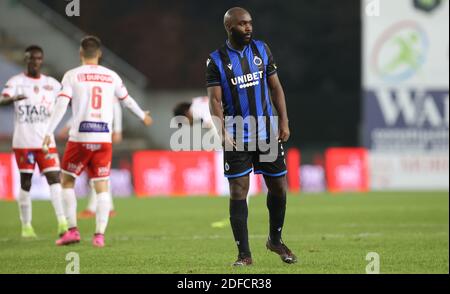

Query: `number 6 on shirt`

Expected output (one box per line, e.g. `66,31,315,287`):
91,86,102,109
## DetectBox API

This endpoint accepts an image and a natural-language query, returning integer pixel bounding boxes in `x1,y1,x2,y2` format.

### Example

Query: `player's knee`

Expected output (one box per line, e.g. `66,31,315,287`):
20,175,32,192
269,187,287,197
230,182,249,200
61,175,75,189
268,182,287,197
45,172,61,185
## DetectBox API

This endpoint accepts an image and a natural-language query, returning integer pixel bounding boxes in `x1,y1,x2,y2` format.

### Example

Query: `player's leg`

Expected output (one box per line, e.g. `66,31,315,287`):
92,179,110,247
61,171,77,226
13,149,37,238
37,147,68,236
224,150,253,266
256,140,297,264
229,175,252,265
44,171,68,235
87,180,97,212
89,143,113,247
55,142,89,245
264,175,296,263
18,172,36,238
57,173,81,242
79,179,115,219
109,180,116,216
55,172,81,245
264,175,287,246
78,180,96,219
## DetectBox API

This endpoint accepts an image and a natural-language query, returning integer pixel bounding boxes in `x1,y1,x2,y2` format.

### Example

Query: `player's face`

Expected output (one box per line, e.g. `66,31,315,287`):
26,50,43,75
230,13,253,46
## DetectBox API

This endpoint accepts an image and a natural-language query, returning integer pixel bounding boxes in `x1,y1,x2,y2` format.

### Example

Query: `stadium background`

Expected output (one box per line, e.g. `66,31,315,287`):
0,0,448,274
0,0,447,198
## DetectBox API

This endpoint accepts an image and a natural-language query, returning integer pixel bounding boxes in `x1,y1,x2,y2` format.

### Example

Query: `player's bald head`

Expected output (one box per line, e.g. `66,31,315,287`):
224,7,251,32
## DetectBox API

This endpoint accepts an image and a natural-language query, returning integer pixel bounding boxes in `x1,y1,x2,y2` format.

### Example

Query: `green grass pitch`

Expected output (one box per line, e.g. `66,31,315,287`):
0,191,448,274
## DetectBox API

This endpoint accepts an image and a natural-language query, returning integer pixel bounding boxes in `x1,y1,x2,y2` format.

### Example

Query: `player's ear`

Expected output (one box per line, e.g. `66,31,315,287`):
24,52,30,63
98,50,103,59
224,23,232,34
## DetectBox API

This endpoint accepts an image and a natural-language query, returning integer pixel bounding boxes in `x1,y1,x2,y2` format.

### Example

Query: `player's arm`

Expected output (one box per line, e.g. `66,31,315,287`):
43,73,72,151
43,96,70,150
57,116,72,140
115,75,152,126
0,79,27,106
119,95,152,126
206,56,234,147
265,43,290,142
112,97,123,143
268,74,290,142
208,86,234,148
0,94,27,106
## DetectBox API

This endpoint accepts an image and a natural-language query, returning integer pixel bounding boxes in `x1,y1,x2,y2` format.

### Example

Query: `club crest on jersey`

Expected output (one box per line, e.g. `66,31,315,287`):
33,86,39,94
227,64,233,70
253,56,263,66
43,85,54,91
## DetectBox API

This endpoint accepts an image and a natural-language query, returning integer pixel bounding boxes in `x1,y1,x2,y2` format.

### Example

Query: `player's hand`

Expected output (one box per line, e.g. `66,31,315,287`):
278,118,290,142
13,95,27,102
222,130,236,150
143,111,153,126
112,132,123,144
42,135,52,154
14,95,27,101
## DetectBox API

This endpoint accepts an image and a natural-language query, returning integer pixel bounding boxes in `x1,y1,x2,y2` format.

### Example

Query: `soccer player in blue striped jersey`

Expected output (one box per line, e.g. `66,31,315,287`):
206,7,297,266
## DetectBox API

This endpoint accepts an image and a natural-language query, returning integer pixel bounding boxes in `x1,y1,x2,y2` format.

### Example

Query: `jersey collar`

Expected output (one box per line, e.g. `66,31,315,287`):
226,40,250,57
23,72,41,80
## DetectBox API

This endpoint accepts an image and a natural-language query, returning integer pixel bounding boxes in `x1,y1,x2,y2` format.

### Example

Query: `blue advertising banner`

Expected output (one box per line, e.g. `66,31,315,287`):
363,88,448,152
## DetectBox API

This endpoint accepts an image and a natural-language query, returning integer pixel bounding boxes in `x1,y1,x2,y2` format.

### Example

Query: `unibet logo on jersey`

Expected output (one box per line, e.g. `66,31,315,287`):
230,71,264,89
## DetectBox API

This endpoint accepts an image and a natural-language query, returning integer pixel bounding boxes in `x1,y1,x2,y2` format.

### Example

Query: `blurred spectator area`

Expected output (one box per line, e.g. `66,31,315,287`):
1,0,362,155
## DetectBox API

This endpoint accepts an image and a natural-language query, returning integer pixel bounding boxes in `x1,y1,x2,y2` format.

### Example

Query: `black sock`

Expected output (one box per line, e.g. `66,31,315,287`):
267,192,286,245
229,199,251,257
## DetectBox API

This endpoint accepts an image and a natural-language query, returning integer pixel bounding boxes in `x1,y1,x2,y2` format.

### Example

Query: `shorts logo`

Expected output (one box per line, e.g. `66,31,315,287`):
45,152,59,163
253,56,263,66
79,121,109,133
68,162,83,174
97,166,110,177
224,162,230,171
26,152,35,164
83,144,102,152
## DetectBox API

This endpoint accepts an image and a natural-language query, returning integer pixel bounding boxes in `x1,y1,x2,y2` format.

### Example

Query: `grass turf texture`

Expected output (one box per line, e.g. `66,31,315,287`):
0,192,448,274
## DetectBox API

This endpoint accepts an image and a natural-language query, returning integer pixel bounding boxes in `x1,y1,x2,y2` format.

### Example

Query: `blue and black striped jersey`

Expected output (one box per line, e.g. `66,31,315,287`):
206,40,278,143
